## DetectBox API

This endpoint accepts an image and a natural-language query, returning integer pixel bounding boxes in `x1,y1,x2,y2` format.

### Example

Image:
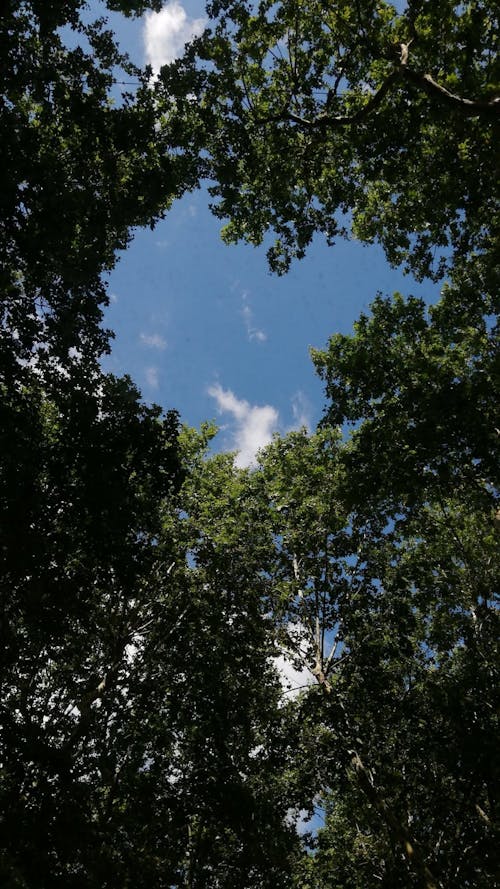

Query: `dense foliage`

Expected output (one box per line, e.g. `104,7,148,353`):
159,0,499,276
1,0,198,357
1,2,296,885
1,1,499,887
268,260,500,887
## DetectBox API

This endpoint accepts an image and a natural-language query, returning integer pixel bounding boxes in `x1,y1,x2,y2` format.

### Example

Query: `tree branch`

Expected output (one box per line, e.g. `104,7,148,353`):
350,750,441,889
256,52,498,131
314,674,441,889
274,70,399,130
401,67,500,118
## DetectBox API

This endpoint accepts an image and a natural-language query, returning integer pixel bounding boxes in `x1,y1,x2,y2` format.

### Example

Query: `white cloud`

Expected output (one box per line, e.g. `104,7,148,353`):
273,653,313,696
140,332,167,349
241,296,267,343
273,621,314,697
291,390,312,430
145,366,160,388
143,2,206,73
285,807,314,835
208,383,278,468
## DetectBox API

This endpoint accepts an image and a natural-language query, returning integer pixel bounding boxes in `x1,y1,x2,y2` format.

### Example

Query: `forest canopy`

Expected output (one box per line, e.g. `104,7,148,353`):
157,0,499,276
0,2,498,888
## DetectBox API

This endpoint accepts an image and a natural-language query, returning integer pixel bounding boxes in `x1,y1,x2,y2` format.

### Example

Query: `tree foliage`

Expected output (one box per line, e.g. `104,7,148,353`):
258,265,499,888
1,1,499,887
1,3,297,885
0,355,180,886
1,0,197,358
159,0,499,276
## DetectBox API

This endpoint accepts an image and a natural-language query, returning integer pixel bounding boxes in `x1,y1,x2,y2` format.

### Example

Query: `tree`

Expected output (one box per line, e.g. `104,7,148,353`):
2,2,499,886
154,427,301,887
159,0,499,276
248,261,499,888
0,367,302,887
0,347,182,885
154,21,500,880
1,12,186,876
0,0,198,358
312,254,500,514
1,4,298,885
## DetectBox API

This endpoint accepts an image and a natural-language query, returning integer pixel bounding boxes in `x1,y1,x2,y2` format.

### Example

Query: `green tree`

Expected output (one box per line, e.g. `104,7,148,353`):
153,427,301,887
159,0,499,276
1,4,299,884
3,2,499,887
155,16,499,872
250,262,499,888
312,255,499,513
0,348,183,885
0,0,197,357
0,382,300,887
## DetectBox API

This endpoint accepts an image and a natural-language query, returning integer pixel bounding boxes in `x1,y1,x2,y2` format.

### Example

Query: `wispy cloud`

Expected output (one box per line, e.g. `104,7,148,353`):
143,1,206,74
145,366,160,389
291,390,312,431
208,383,278,467
140,332,167,349
241,295,267,343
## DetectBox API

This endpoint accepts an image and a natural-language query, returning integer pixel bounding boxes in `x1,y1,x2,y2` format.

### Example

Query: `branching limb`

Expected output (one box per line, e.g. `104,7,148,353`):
401,67,500,118
350,750,441,889
314,675,441,889
255,41,499,130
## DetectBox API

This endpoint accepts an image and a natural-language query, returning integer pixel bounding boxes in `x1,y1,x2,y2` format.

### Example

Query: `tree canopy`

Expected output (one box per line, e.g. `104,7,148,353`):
1,0,198,359
159,0,499,276
0,3,297,884
1,1,499,887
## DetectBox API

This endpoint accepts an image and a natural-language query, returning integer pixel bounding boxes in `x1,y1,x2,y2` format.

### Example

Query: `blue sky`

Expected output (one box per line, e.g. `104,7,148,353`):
93,0,436,833
97,1,438,465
